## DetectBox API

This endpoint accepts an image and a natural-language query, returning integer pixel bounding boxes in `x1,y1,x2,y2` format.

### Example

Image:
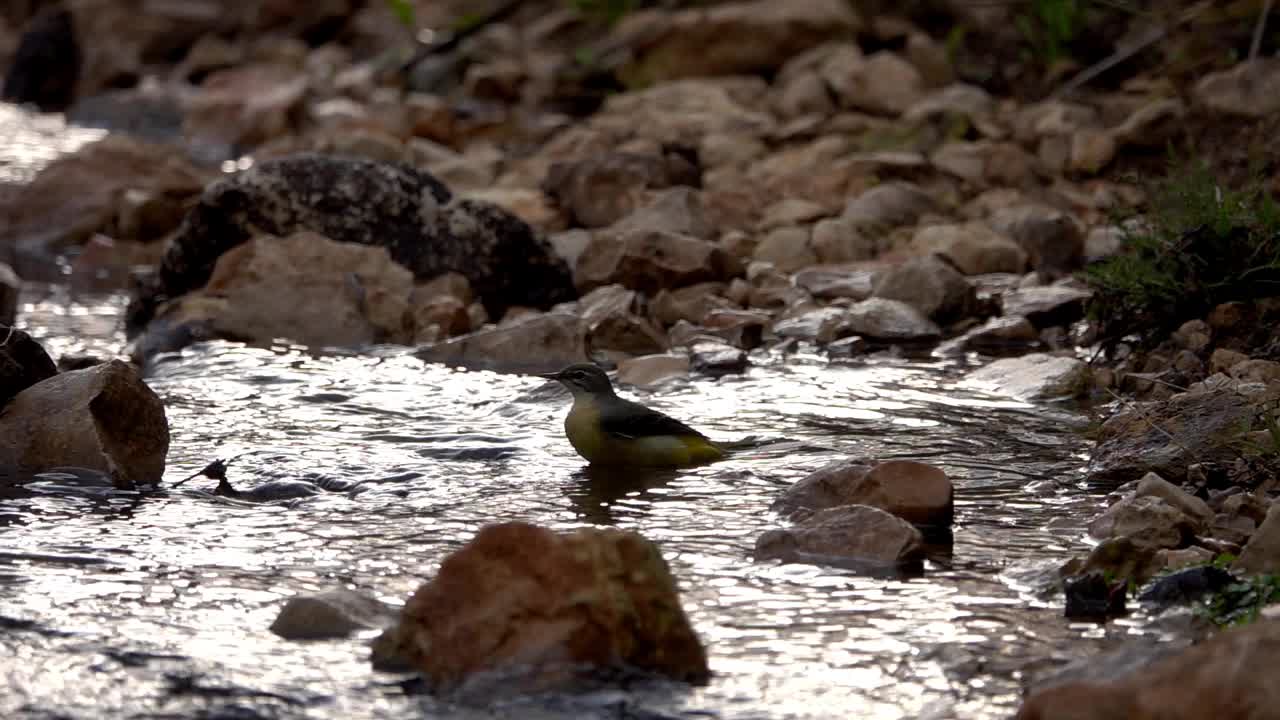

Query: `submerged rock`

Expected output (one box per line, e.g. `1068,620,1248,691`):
127,154,575,337
0,326,57,407
772,458,954,529
1015,619,1280,720
0,360,169,489
271,589,400,641
755,505,925,568
371,522,709,693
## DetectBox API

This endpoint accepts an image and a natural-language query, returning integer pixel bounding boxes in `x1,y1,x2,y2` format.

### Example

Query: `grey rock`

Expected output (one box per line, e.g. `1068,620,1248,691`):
1000,285,1091,328
0,360,169,489
773,307,852,343
872,255,976,323
845,298,941,341
270,589,400,641
842,181,937,231
965,353,1091,400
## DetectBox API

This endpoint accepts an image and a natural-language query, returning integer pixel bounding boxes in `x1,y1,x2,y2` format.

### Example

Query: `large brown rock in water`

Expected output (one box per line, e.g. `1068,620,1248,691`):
126,154,575,338
1015,619,1280,720
772,458,954,529
0,360,169,489
371,522,709,694
755,505,925,567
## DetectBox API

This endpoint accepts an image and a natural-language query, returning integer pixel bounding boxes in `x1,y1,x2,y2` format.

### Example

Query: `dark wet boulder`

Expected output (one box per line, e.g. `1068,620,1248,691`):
1063,572,1127,619
0,359,168,489
0,264,19,326
126,154,576,336
1,6,80,111
0,326,58,407
1138,565,1235,610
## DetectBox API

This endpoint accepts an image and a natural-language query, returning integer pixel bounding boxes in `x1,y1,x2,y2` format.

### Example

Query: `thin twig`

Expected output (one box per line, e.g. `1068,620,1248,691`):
1250,0,1274,60
1104,387,1201,464
1053,2,1211,99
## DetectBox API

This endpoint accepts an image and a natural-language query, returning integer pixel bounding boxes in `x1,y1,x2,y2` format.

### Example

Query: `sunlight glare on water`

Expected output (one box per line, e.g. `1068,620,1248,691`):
1,288,1141,720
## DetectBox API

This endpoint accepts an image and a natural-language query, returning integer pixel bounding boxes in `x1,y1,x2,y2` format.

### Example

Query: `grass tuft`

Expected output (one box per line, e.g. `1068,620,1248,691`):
1082,158,1280,347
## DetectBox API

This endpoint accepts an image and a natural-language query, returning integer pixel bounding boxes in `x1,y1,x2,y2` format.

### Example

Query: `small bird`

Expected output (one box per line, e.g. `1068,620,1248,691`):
539,363,725,467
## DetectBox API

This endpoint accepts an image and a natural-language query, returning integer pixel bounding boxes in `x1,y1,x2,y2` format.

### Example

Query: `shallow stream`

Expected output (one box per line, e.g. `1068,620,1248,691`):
0,282,1168,720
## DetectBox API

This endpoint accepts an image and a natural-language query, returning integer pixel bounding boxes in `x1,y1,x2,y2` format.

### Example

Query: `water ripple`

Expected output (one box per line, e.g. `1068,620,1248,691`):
1,289,1147,719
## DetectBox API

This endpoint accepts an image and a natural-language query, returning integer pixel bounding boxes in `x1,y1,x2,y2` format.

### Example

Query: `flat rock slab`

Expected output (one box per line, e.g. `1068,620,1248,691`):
965,353,1091,400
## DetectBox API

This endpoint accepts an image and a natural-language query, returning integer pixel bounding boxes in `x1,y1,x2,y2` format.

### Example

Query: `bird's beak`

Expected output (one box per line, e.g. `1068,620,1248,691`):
535,371,561,380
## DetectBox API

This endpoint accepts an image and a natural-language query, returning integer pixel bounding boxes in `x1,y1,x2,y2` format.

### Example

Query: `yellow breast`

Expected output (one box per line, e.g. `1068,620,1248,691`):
563,398,724,468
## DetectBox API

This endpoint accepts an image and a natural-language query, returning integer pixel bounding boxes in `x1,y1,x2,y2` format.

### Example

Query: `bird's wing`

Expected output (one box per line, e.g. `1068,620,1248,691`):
598,399,707,440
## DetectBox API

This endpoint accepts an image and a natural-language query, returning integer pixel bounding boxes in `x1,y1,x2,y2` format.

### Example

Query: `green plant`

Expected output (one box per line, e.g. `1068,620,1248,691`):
1016,0,1089,66
1211,552,1238,570
1196,572,1280,627
568,0,641,25
1082,158,1280,347
386,0,415,29
1238,406,1280,458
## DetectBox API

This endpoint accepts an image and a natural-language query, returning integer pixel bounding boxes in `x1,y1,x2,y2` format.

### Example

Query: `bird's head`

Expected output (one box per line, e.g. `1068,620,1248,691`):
539,363,615,397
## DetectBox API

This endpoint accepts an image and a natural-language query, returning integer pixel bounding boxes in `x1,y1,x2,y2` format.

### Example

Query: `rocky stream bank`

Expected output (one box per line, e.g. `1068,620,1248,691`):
3,0,1280,718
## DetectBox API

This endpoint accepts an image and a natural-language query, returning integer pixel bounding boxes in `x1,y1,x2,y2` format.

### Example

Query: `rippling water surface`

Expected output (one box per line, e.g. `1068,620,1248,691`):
0,285,1160,720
